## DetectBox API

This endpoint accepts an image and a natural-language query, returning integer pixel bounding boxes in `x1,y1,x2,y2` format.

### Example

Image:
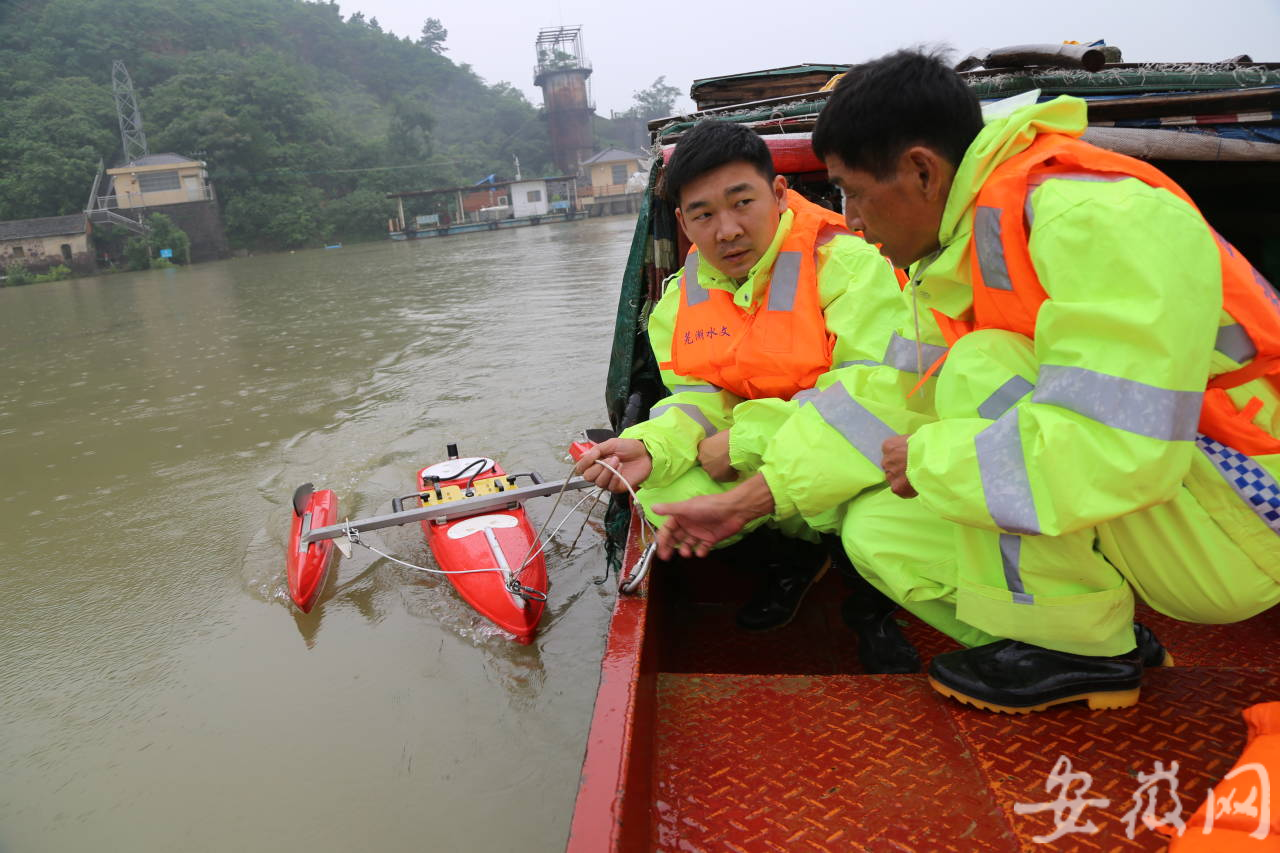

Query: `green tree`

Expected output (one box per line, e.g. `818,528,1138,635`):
3,261,33,286
0,0,555,252
418,18,447,54
317,188,395,241
145,213,191,262
0,77,116,218
621,76,682,122
123,213,191,269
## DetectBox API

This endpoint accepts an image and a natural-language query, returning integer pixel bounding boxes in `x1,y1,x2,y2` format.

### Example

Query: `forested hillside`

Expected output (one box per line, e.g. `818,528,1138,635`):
0,0,613,248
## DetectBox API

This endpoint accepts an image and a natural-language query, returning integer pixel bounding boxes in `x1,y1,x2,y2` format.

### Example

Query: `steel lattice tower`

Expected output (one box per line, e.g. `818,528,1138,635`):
111,61,149,165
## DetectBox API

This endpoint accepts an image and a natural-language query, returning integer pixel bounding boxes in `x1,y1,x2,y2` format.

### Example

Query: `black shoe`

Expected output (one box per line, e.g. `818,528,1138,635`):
1134,622,1173,668
928,640,1142,714
829,541,920,673
735,540,830,632
841,599,922,674
839,589,921,675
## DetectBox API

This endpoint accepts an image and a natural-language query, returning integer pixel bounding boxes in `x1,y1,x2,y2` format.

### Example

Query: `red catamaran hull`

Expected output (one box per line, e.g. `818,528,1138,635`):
417,461,547,643
287,488,338,613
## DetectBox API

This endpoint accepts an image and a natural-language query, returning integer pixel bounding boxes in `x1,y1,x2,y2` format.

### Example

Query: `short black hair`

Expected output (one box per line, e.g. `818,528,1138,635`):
662,120,775,205
812,49,983,179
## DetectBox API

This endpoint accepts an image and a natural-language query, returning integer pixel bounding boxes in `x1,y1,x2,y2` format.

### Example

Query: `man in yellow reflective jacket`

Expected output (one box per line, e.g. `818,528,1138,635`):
650,50,1280,713
575,120,912,650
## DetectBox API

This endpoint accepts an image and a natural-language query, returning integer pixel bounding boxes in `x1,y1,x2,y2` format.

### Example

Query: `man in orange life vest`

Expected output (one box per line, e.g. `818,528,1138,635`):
646,51,1280,713
575,120,914,660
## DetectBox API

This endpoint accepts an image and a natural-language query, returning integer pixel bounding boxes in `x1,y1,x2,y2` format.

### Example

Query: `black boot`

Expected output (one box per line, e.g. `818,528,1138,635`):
1135,622,1173,668
828,540,920,673
928,640,1143,714
735,534,829,632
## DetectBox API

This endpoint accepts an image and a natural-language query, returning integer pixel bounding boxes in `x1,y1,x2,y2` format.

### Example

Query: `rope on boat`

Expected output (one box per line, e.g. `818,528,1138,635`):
513,468,581,578
341,488,608,600
584,459,659,594
339,457,658,597
514,490,605,574
341,523,510,578
568,488,607,552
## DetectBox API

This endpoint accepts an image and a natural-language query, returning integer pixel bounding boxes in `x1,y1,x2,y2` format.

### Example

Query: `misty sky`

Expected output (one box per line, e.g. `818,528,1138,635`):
340,0,1280,116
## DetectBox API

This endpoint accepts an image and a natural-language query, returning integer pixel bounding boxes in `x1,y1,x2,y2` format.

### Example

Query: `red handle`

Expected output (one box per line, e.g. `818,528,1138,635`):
568,440,596,462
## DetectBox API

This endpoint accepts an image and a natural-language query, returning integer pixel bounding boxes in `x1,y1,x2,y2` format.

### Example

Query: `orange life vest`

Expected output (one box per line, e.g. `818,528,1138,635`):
1167,701,1280,850
667,190,852,400
932,133,1280,456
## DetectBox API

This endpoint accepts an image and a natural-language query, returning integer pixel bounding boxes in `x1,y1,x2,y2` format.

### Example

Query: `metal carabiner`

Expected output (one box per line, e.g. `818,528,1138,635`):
507,577,548,603
619,541,656,595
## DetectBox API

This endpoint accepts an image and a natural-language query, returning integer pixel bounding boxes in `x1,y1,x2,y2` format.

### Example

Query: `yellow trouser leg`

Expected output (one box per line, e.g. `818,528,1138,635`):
841,488,999,649
1097,480,1280,624
935,331,1134,655
940,329,1279,655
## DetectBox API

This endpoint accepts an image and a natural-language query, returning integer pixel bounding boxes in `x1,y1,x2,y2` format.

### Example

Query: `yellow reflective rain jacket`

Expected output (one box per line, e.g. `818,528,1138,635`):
759,96,1280,556
622,197,905,488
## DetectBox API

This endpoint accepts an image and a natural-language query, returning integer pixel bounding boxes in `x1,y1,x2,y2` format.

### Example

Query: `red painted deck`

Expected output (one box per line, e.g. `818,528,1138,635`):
567,513,1280,851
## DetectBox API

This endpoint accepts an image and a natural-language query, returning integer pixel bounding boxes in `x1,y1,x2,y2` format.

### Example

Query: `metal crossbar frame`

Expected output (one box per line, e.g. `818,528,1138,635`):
303,477,595,544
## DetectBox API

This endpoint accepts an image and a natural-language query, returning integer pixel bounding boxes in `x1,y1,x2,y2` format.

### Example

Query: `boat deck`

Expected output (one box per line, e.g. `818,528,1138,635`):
569,518,1280,851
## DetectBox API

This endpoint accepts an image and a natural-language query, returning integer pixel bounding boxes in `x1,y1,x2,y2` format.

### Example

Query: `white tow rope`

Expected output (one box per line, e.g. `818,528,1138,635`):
590,459,658,593
339,458,658,596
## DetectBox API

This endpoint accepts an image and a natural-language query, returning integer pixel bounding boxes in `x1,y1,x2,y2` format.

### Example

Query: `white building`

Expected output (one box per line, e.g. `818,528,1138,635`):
510,179,550,218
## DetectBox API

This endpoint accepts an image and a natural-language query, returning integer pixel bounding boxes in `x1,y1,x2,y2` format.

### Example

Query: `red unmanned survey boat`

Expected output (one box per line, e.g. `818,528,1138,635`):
415,454,548,642
286,442,596,640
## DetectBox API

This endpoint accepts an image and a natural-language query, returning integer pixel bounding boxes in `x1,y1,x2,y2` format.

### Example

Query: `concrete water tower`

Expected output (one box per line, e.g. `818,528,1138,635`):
534,26,595,175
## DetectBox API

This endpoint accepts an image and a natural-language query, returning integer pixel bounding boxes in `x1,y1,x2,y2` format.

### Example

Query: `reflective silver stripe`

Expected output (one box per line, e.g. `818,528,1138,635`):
792,388,822,405
671,384,723,394
1216,323,1258,364
1196,434,1280,537
978,375,1035,421
973,206,1014,292
1025,173,1131,225
766,251,802,311
1033,365,1201,441
883,333,948,376
975,409,1041,535
836,360,881,369
649,402,718,437
999,533,1035,604
682,252,709,306
806,387,897,467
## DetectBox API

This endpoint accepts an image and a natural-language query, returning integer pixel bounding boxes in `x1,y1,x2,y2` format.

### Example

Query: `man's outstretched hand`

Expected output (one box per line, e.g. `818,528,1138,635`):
651,473,776,560
572,437,653,494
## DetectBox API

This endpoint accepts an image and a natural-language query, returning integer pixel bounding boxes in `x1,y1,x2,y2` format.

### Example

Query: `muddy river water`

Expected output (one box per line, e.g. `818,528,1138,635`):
0,216,638,851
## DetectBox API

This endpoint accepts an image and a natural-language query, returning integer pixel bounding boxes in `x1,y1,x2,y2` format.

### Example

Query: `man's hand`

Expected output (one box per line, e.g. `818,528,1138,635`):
696,430,738,482
572,437,653,494
651,473,776,559
881,434,918,498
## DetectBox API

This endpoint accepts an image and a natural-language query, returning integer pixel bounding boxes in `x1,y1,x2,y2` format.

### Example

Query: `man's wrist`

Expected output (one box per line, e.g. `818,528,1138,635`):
732,473,776,520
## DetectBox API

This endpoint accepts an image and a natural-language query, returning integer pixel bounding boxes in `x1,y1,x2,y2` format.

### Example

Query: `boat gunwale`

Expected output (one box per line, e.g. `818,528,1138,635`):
565,510,659,852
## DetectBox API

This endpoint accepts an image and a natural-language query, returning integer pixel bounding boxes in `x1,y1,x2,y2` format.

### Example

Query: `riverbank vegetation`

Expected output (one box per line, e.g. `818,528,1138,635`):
2,262,72,285
120,214,191,270
0,0,648,252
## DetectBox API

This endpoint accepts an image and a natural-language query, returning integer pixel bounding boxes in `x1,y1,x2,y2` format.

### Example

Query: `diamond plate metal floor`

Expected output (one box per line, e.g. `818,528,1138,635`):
654,668,1280,852
649,561,1280,851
